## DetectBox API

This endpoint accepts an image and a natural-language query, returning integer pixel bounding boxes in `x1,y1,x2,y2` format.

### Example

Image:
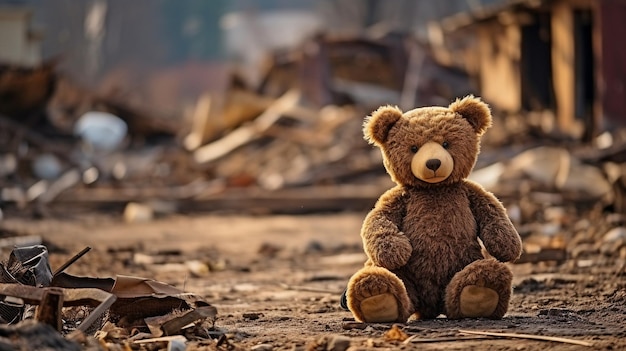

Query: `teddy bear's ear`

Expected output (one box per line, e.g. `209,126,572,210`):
449,95,492,135
363,105,403,145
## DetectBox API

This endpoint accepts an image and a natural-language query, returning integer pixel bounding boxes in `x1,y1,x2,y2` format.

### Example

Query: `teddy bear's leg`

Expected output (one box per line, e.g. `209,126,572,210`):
444,258,513,319
346,266,412,323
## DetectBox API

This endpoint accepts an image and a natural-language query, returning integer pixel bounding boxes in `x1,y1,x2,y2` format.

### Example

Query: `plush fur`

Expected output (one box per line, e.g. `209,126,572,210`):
346,96,522,323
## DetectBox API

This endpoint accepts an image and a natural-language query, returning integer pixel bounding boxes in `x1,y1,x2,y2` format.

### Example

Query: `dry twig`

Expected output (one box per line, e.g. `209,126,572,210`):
403,335,494,344
53,246,91,276
459,329,594,347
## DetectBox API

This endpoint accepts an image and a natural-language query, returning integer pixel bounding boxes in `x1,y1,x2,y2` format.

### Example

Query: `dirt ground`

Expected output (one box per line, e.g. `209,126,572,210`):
2,212,625,350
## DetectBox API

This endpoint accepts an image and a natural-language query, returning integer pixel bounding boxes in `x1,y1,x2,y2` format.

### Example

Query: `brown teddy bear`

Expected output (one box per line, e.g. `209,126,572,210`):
344,96,522,323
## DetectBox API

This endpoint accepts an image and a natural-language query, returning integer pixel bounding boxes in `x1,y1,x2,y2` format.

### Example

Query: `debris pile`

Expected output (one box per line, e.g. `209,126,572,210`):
0,245,218,350
1,34,624,218
0,34,428,216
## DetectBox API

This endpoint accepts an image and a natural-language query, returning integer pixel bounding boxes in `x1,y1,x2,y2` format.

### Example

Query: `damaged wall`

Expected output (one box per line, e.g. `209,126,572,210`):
435,0,626,140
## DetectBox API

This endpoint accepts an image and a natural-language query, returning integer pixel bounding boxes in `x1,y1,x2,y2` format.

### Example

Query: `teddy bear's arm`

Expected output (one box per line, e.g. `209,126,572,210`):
361,186,413,270
464,180,522,262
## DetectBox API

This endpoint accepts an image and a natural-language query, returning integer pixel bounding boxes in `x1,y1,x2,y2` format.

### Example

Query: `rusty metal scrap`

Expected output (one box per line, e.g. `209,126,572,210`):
145,305,217,337
35,287,63,331
0,284,117,332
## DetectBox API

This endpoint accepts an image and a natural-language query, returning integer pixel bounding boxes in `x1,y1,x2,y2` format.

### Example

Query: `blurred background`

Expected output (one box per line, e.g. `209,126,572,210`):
1,0,626,232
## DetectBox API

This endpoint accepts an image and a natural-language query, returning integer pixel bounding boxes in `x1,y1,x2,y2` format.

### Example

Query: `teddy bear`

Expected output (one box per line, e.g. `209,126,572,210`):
343,95,522,323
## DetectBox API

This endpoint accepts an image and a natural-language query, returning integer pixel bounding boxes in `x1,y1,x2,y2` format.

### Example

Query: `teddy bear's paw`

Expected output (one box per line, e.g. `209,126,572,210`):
374,234,412,270
445,259,513,319
459,285,499,318
360,293,400,323
347,266,412,323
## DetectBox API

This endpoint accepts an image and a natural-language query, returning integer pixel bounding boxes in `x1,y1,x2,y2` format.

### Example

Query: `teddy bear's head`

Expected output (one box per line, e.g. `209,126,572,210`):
364,95,492,187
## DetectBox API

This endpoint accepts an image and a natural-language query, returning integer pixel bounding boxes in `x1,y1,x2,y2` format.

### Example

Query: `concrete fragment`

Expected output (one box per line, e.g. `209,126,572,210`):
603,227,626,243
124,202,154,223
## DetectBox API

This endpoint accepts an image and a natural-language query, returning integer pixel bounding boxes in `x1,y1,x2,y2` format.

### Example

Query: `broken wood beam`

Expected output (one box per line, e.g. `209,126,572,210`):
186,184,382,214
53,247,92,277
0,284,116,308
37,184,384,214
35,287,64,331
193,89,301,164
0,284,117,332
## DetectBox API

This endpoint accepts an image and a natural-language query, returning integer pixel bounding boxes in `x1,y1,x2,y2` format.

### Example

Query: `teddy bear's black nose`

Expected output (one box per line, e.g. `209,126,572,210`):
426,159,441,171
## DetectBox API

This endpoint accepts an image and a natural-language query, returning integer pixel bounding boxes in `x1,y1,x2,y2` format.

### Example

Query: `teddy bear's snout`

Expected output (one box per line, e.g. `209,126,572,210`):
426,159,441,171
411,142,454,183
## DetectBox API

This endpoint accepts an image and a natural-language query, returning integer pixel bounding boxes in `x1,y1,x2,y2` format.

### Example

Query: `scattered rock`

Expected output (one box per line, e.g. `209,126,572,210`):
304,240,324,254
185,260,210,277
258,242,283,258
32,153,63,180
341,322,367,330
75,111,128,151
243,312,263,320
515,278,549,293
383,324,408,342
603,227,626,243
307,335,350,351
0,153,17,178
123,202,154,223
491,146,613,201
326,335,350,351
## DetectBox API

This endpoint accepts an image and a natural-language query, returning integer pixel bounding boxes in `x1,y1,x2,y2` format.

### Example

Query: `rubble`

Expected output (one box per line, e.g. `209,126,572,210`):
0,244,218,349
1,32,625,225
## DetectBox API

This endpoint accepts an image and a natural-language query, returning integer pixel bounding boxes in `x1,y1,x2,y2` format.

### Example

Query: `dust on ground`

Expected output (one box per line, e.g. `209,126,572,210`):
2,212,625,350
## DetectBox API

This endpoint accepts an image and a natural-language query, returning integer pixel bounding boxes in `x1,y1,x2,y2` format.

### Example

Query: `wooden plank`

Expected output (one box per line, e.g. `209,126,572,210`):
184,89,281,150
551,2,575,131
477,19,521,112
184,185,381,214
53,184,383,214
192,89,300,164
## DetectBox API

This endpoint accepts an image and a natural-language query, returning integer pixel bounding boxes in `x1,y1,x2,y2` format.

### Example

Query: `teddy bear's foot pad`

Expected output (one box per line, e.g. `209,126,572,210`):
360,293,399,323
459,285,499,317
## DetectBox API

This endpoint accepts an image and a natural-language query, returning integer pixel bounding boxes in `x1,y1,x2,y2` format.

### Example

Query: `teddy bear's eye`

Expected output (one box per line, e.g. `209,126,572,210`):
442,141,450,149
410,145,419,153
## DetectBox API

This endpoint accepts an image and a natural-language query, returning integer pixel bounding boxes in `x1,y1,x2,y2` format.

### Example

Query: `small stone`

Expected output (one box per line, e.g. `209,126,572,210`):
123,202,154,223
304,240,324,253
242,312,263,320
600,238,626,256
383,324,408,342
185,260,210,276
603,227,626,243
32,153,63,180
327,335,350,351
341,322,366,330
